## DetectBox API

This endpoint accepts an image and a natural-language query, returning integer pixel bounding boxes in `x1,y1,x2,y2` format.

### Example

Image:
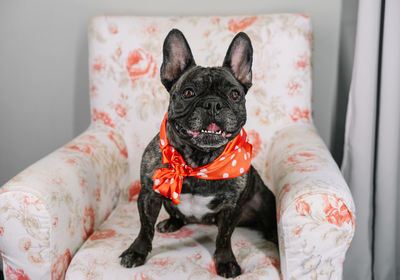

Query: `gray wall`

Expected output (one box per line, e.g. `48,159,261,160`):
0,0,347,186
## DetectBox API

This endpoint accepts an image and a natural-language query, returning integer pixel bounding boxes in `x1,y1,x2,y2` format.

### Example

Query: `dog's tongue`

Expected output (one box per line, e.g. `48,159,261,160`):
206,123,221,132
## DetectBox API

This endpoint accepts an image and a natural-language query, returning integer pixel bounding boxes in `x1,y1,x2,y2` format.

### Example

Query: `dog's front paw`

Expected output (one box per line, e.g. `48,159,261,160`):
216,260,242,278
119,248,146,268
156,218,184,233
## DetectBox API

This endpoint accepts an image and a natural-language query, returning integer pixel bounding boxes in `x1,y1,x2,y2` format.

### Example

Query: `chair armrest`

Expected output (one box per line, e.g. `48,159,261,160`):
0,123,129,279
267,124,355,280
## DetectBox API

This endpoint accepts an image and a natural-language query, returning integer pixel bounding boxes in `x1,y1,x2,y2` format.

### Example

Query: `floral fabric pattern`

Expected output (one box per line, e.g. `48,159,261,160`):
268,124,355,279
0,14,354,280
66,202,280,280
87,14,313,191
0,124,129,279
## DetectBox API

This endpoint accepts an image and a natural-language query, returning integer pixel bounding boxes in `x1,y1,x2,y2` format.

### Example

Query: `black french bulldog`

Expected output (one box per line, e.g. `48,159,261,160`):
120,29,277,278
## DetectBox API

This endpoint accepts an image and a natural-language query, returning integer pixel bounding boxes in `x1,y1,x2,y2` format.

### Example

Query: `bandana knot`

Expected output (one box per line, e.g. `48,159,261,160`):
153,113,253,204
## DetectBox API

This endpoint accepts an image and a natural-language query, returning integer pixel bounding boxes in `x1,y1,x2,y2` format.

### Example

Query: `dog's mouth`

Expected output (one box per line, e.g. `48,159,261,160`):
172,119,237,150
174,121,232,139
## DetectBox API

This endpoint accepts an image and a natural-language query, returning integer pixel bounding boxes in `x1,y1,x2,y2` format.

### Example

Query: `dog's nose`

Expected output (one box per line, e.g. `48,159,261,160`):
203,100,223,115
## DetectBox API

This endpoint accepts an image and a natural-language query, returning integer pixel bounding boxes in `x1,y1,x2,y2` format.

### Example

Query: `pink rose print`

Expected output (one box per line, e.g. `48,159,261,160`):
227,16,258,33
277,206,282,223
156,227,195,239
53,216,59,227
90,229,116,241
296,200,310,217
260,256,280,270
94,187,101,202
23,196,41,210
0,226,4,236
83,206,95,239
290,107,310,122
133,272,151,280
323,195,354,227
66,143,94,156
92,109,115,128
235,240,249,248
282,183,291,193
296,54,309,69
192,252,202,260
248,129,262,158
126,48,157,83
116,47,122,57
28,254,44,266
211,17,220,24
286,152,316,165
293,226,303,236
284,153,318,172
150,256,175,267
115,103,127,118
92,56,106,72
5,266,30,280
287,78,302,96
128,180,141,202
146,24,158,34
108,22,118,34
108,130,128,158
90,82,98,98
207,261,217,274
80,178,88,194
112,49,120,63
52,176,64,186
18,238,31,252
297,166,318,172
65,158,76,165
278,183,291,198
51,249,72,280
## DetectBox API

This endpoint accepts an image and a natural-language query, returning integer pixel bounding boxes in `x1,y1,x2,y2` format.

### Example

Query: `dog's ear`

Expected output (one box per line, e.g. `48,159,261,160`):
160,29,196,91
223,32,253,90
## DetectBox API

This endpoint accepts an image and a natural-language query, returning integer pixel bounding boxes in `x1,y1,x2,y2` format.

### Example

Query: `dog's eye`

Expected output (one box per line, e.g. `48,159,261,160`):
229,90,240,101
182,89,195,99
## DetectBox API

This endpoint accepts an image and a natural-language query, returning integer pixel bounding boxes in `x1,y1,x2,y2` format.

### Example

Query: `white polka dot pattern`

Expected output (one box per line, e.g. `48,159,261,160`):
153,113,252,204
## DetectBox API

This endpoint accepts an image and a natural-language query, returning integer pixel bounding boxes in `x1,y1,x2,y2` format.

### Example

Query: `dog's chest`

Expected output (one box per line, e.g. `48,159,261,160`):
176,194,215,220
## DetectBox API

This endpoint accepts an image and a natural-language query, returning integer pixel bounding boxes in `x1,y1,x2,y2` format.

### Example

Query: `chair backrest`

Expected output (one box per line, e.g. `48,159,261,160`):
89,15,312,190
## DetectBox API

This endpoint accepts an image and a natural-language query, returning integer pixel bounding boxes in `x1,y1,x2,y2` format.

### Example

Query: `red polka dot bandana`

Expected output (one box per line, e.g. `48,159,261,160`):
153,113,253,204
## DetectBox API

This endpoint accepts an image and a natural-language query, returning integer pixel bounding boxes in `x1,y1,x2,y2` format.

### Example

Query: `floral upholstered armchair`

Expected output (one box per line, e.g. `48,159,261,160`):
0,15,355,280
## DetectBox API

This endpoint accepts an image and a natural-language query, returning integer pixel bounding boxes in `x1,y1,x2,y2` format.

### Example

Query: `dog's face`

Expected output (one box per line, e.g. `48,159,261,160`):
160,29,253,151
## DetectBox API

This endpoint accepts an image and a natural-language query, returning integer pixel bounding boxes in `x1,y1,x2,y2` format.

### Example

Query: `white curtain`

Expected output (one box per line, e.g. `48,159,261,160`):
341,0,400,279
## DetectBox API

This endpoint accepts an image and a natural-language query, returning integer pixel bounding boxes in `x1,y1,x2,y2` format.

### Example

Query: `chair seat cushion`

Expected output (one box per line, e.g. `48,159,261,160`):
66,201,280,279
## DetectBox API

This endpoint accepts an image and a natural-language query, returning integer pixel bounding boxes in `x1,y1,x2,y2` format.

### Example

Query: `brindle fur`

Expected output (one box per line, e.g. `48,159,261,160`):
120,29,277,278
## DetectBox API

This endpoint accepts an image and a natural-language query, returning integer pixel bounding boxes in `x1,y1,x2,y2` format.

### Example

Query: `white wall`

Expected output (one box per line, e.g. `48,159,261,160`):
0,0,343,185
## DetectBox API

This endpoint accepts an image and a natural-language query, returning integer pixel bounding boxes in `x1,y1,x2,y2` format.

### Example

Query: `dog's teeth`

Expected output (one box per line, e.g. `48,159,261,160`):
202,129,222,134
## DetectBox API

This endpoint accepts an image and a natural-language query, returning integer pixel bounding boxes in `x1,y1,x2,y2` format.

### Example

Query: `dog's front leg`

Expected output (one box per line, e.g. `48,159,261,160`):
214,208,242,278
120,188,162,268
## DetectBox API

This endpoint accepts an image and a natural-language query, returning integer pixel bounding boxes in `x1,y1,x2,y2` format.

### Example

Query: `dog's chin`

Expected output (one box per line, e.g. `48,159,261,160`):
172,120,236,151
191,133,229,150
